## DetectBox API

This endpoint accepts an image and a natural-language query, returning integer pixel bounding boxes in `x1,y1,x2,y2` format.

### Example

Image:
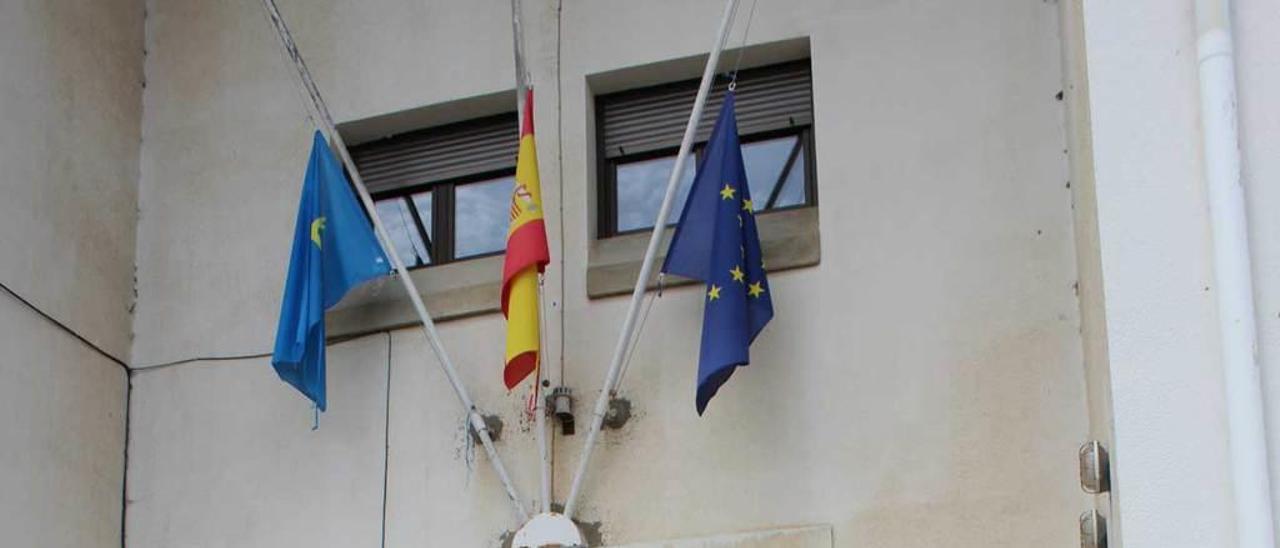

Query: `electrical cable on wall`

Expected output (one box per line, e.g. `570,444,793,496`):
0,278,127,370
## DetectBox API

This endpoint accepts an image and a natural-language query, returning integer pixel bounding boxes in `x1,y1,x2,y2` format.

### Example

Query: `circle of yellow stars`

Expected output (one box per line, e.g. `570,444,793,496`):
706,182,767,303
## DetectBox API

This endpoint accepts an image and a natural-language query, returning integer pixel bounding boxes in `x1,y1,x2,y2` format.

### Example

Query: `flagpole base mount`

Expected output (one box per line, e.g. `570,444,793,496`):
512,512,585,547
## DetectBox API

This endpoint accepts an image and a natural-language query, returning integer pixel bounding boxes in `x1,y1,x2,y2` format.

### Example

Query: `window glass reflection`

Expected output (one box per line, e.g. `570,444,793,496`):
410,192,433,244
454,176,512,258
613,134,808,233
615,155,697,233
374,197,430,267
742,137,798,210
770,151,806,209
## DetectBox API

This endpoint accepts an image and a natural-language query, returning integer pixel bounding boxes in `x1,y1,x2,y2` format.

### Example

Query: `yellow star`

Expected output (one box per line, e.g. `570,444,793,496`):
707,284,722,301
747,281,766,298
729,265,745,283
719,184,736,200
742,199,754,211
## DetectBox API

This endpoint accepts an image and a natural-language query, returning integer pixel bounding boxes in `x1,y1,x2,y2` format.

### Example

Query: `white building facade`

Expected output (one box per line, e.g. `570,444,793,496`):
3,0,1280,546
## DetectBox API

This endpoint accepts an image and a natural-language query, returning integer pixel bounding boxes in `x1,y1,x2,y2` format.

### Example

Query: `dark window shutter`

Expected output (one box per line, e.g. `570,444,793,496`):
351,113,518,195
598,60,813,159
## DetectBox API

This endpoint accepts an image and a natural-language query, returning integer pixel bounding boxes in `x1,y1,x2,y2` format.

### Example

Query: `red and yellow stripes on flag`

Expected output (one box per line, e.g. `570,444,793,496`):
502,88,551,389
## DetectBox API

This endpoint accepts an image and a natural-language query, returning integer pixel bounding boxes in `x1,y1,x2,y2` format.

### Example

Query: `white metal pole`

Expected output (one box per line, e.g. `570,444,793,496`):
535,279,552,514
511,0,530,119
259,0,530,523
508,0,553,516
1194,0,1276,545
562,0,740,518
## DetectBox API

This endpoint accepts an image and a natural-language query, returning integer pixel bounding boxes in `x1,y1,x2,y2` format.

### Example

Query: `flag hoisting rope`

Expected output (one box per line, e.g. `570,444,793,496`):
258,0,529,523
563,0,743,518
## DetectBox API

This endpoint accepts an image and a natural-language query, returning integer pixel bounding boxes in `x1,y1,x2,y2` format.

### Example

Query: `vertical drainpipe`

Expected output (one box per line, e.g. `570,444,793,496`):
1194,0,1276,545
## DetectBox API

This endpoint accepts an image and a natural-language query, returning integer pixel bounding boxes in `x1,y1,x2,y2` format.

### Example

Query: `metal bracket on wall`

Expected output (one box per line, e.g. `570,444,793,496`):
603,397,631,430
550,386,575,435
1080,509,1108,548
1079,440,1111,494
469,414,504,444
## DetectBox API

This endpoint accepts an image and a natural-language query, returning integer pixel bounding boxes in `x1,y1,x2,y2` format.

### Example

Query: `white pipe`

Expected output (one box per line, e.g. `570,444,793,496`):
259,0,530,523
562,0,740,518
1194,0,1275,545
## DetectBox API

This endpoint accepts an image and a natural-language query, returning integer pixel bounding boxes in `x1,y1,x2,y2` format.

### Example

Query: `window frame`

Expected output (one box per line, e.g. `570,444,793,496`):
369,165,517,267
594,60,818,239
351,110,520,269
598,122,818,238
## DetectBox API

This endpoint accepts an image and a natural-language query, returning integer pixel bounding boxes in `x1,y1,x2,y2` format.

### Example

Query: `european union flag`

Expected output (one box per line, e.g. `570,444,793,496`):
663,91,774,415
272,131,390,411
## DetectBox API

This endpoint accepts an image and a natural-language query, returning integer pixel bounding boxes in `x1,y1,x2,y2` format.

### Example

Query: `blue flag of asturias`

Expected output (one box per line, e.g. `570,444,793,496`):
272,131,391,411
663,91,774,415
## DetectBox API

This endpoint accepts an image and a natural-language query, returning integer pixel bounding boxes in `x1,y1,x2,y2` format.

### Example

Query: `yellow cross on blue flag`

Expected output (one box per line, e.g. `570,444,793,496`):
272,131,391,411
662,91,774,415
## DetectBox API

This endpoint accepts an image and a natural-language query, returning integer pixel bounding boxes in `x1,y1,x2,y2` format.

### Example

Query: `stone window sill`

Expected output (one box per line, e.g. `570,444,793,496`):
326,207,819,337
587,206,820,298
326,254,502,339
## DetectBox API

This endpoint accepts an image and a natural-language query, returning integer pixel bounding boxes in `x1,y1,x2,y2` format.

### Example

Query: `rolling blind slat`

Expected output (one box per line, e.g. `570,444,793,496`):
599,60,812,158
351,114,518,194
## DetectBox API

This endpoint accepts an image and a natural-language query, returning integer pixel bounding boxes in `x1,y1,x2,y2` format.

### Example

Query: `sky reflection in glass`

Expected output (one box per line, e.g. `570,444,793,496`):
615,134,807,233
374,196,430,267
616,156,697,233
454,176,512,258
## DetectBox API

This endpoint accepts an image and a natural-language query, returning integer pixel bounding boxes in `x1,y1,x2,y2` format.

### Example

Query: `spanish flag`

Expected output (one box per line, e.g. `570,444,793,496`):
502,88,551,389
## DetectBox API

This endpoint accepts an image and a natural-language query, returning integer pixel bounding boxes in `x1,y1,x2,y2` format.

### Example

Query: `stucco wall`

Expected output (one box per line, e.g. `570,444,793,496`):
1071,0,1265,545
0,297,129,547
126,0,1089,546
0,0,141,545
0,0,142,360
128,0,542,545
1235,0,1280,539
557,1,1088,545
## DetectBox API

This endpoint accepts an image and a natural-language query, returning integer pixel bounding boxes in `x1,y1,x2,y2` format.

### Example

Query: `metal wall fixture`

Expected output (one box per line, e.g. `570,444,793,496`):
603,397,632,430
1079,440,1111,494
551,386,575,435
1080,509,1107,548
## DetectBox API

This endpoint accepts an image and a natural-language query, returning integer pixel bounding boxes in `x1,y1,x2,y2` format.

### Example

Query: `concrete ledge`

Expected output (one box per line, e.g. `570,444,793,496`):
607,525,833,547
327,206,819,336
587,207,821,298
326,255,502,338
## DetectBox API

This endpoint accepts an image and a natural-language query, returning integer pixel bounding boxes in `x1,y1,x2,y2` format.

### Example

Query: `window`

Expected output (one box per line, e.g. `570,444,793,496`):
597,59,816,237
351,113,518,267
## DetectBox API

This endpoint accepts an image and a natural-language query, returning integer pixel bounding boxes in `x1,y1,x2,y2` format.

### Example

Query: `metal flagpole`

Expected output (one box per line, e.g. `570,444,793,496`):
511,0,530,120
536,278,552,513
259,0,530,523
508,0,553,515
562,0,741,518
